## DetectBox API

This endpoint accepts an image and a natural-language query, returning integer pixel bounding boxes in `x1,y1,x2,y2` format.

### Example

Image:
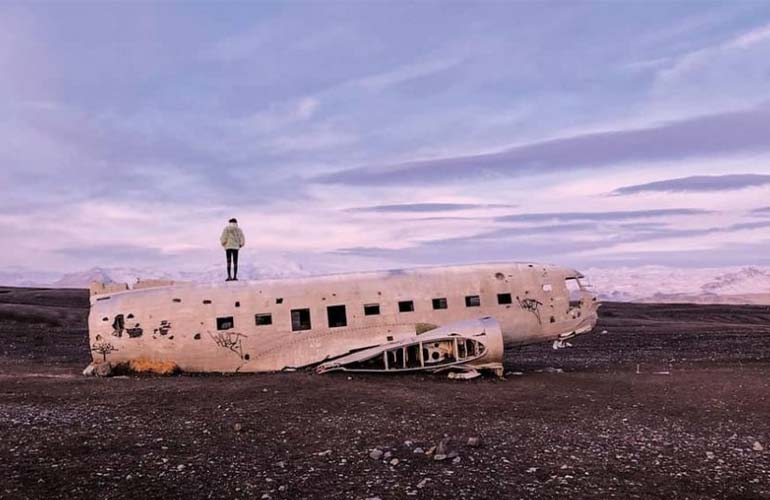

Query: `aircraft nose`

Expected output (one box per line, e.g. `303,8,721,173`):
573,290,600,328
584,293,601,325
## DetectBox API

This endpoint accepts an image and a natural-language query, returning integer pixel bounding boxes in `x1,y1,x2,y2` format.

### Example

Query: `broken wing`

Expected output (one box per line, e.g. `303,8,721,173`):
316,317,504,376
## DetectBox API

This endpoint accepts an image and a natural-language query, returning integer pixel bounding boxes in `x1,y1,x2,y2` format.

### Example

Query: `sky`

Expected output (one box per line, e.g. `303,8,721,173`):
2,1,770,276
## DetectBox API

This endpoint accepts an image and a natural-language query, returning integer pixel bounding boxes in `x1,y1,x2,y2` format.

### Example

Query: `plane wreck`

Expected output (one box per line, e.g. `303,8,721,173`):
86,262,600,376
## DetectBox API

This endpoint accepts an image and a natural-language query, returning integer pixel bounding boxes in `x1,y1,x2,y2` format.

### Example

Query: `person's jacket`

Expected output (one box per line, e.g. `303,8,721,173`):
220,224,246,250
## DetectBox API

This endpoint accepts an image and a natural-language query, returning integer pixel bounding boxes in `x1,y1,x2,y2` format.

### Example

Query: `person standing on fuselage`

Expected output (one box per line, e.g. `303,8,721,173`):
220,218,246,281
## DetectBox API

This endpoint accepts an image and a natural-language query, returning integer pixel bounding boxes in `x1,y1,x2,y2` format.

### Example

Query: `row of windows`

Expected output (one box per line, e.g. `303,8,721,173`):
216,293,515,332
187,283,563,309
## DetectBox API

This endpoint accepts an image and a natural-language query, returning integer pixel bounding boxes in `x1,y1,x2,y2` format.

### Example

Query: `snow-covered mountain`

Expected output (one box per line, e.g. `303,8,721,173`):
585,266,770,304
3,263,770,304
701,267,770,295
51,261,310,288
0,269,63,288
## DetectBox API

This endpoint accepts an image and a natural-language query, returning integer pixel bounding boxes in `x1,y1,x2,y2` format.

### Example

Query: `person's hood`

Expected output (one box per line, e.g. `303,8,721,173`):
228,222,238,228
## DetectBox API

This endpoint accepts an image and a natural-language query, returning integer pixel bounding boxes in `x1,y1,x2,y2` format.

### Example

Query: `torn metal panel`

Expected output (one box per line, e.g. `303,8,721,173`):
447,369,482,380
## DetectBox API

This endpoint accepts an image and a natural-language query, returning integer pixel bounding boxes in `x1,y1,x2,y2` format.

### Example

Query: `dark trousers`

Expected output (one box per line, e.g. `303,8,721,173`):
226,249,239,279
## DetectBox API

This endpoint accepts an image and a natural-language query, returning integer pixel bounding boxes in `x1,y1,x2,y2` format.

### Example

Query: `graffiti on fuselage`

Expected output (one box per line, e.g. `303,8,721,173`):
517,297,543,325
91,340,118,361
208,330,249,361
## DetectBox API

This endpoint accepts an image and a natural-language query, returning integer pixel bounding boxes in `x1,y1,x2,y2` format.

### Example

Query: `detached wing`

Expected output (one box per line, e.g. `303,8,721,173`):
316,317,503,376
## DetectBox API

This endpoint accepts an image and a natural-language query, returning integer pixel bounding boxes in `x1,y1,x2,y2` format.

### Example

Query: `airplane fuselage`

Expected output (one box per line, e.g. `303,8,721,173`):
88,262,599,373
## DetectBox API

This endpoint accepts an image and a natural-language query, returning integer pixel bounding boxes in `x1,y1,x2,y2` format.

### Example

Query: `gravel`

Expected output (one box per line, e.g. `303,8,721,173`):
1,288,769,499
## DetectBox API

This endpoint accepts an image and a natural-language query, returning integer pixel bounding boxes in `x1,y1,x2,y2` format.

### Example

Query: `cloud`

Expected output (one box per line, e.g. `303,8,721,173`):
4,4,770,274
295,97,320,120
494,209,709,223
611,174,770,195
331,217,770,269
618,222,669,231
725,22,770,49
752,206,770,215
650,21,770,114
439,222,600,242
345,203,515,213
314,106,770,186
348,57,464,93
730,221,770,231
578,239,770,268
54,244,170,263
201,28,271,62
435,220,729,248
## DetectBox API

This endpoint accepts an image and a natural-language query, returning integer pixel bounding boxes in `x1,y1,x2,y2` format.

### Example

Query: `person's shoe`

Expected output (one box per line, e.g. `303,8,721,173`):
226,277,232,282
233,277,238,281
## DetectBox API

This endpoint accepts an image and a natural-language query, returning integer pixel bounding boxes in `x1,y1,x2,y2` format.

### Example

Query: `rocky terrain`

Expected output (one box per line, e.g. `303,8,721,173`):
1,286,769,499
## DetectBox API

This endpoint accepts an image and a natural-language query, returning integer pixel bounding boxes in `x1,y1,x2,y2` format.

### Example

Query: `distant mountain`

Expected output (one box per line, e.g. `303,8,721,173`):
701,267,770,295
53,267,119,288
3,263,770,305
636,292,770,305
585,266,770,305
51,260,310,289
0,269,61,288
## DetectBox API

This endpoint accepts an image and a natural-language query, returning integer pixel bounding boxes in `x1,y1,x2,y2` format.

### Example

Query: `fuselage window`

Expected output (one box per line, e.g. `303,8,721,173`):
565,278,583,306
255,313,272,326
291,308,311,331
398,300,415,313
432,297,448,310
217,316,234,330
327,305,347,328
364,303,380,316
465,295,481,307
497,293,513,305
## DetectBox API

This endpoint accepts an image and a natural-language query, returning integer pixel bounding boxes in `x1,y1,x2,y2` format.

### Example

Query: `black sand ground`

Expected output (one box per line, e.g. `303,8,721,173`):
1,286,769,499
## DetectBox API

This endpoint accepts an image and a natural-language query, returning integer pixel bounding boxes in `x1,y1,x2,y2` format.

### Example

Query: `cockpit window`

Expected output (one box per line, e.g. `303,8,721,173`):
565,278,582,306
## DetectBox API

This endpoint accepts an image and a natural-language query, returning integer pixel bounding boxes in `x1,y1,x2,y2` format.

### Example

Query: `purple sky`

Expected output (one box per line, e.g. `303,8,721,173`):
2,1,770,276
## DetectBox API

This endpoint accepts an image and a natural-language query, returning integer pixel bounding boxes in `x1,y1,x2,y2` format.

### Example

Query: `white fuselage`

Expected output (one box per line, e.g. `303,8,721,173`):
88,262,599,372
